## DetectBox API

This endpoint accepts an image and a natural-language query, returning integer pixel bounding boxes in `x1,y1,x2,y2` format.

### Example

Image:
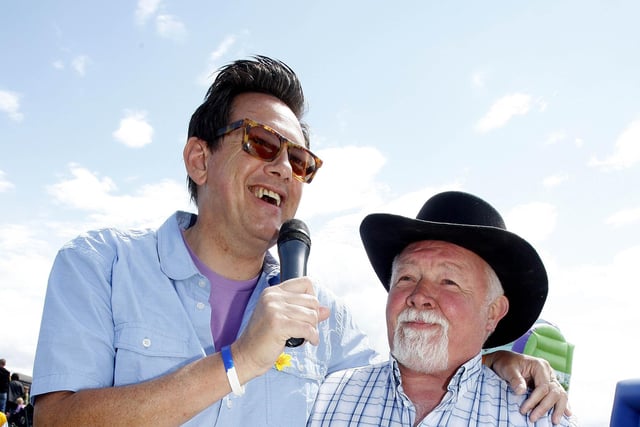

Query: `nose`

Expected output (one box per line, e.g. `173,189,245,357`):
406,280,436,309
265,146,293,181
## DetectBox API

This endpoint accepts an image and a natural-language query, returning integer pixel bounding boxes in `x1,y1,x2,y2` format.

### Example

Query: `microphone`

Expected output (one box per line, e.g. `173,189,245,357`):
277,218,311,348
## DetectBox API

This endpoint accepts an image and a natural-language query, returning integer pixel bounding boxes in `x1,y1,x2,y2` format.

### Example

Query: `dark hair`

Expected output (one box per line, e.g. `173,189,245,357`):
11,373,19,381
186,55,309,204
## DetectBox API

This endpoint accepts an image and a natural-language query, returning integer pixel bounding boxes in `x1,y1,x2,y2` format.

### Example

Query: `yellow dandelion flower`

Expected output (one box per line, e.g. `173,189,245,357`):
275,352,292,371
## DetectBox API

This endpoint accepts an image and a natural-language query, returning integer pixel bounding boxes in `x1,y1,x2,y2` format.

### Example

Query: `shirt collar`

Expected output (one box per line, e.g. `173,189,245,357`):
446,353,483,396
158,211,282,284
389,355,413,408
157,211,199,280
263,250,280,284
389,352,484,405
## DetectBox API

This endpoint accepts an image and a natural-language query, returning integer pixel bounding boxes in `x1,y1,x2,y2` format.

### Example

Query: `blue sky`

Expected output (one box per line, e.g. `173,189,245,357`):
2,1,639,425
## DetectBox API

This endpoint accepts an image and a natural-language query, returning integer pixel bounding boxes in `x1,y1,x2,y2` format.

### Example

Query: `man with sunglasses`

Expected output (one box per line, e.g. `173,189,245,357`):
31,56,569,426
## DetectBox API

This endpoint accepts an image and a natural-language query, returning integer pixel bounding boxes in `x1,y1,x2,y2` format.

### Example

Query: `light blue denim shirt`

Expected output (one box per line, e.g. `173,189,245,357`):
32,211,379,426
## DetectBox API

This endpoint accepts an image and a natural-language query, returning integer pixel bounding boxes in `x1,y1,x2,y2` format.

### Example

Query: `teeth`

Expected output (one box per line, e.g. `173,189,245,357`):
255,187,281,207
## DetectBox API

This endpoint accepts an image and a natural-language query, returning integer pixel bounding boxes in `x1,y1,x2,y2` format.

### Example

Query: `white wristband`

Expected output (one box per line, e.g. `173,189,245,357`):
221,345,245,396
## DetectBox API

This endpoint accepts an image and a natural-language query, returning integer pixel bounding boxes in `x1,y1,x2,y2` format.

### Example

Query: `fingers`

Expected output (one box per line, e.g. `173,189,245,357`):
529,357,554,390
523,358,570,423
507,372,528,396
486,350,527,394
317,306,331,323
235,277,329,374
269,278,326,345
521,378,568,423
495,363,528,395
277,276,315,291
267,293,324,345
489,350,570,423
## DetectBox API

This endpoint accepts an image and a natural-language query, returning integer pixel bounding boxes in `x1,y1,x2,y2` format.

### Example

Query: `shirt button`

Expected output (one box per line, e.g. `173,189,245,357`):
196,302,206,310
198,280,206,288
142,338,151,348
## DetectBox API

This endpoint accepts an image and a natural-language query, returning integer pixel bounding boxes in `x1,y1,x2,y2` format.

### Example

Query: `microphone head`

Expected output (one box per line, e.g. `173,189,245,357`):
277,218,311,247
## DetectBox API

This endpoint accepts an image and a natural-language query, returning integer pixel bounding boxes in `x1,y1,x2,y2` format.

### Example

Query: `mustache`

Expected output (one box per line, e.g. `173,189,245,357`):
397,308,448,328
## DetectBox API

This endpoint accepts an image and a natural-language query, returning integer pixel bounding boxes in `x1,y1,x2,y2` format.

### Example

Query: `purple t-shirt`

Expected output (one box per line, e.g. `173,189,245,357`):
183,235,258,350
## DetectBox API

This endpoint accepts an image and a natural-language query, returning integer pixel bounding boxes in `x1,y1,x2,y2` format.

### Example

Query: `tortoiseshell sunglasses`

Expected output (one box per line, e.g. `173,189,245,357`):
214,118,323,183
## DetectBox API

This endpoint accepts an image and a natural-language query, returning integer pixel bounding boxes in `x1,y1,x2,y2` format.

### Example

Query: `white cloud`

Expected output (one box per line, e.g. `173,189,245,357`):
605,206,640,227
0,224,51,265
0,170,15,192
156,14,186,41
297,145,388,219
543,173,569,188
197,35,238,86
545,130,566,145
471,70,487,89
297,142,465,251
46,164,191,230
0,90,24,122
475,93,532,133
505,201,557,243
135,0,186,41
52,60,64,70
588,118,640,170
210,35,236,62
0,223,54,375
113,111,153,148
48,164,118,208
536,97,548,112
71,55,90,76
136,0,161,25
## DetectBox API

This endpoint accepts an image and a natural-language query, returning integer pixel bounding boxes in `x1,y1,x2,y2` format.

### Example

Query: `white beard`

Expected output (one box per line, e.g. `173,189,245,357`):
391,308,449,374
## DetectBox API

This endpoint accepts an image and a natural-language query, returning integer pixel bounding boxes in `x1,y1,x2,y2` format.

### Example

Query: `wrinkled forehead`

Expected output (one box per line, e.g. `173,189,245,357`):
399,240,474,259
393,240,489,274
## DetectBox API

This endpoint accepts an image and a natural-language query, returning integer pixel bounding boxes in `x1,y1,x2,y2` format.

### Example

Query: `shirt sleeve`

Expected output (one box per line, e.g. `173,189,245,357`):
316,285,381,374
31,232,118,399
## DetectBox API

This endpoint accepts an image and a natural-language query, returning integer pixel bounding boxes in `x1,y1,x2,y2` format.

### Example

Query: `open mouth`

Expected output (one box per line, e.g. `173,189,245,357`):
253,187,282,207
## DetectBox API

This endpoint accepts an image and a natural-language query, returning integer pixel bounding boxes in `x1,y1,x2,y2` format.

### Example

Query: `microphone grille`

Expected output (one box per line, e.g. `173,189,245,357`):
277,219,311,246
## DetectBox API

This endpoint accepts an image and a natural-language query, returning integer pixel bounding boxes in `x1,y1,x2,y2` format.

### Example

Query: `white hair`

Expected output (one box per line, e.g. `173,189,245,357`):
484,262,504,304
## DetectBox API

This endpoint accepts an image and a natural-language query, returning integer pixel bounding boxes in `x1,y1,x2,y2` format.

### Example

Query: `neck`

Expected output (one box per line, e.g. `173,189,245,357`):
398,364,455,426
184,221,267,280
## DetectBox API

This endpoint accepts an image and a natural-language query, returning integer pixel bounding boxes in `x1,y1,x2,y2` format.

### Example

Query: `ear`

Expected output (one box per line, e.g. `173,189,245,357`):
184,137,209,186
486,295,509,334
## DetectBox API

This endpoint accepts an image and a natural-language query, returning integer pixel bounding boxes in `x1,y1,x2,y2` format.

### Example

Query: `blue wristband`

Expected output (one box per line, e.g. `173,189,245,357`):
221,345,245,396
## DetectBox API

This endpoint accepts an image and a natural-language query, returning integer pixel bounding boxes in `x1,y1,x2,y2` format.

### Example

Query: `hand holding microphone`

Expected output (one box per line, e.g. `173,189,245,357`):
232,218,328,378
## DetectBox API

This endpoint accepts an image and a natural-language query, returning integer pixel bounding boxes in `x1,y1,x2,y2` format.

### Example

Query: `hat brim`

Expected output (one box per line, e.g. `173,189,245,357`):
360,213,548,348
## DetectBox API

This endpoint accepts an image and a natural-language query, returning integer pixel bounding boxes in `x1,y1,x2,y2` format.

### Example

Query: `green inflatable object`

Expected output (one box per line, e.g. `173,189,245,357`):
487,319,574,391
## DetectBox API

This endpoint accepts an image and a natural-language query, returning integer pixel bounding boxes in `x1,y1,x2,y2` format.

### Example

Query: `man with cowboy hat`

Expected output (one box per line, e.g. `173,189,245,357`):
308,191,577,426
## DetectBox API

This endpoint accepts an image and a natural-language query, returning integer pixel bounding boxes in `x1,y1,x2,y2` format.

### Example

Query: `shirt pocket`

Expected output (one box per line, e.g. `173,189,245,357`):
113,323,193,385
264,345,326,425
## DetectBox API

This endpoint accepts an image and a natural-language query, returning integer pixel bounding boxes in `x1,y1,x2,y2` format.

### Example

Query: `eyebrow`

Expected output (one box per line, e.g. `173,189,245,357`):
395,254,469,275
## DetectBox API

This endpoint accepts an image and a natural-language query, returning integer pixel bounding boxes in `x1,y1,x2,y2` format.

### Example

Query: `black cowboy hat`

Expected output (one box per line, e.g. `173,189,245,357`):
359,191,548,348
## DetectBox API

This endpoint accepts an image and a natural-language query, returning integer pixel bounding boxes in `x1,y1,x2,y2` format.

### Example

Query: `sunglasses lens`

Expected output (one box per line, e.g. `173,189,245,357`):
287,146,317,181
245,126,281,160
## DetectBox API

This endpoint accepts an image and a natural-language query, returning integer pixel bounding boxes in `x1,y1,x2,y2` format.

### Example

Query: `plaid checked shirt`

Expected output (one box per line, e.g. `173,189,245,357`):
308,353,578,427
